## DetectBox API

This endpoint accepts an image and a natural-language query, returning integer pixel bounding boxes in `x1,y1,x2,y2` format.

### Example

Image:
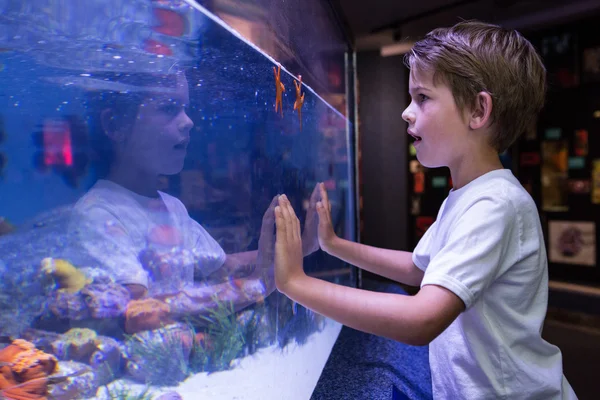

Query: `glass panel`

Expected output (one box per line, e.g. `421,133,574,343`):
0,1,356,399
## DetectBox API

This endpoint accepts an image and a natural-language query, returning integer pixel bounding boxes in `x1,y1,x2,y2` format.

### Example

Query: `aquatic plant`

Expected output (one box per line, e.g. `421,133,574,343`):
188,296,246,373
125,325,191,386
236,300,273,355
103,381,153,400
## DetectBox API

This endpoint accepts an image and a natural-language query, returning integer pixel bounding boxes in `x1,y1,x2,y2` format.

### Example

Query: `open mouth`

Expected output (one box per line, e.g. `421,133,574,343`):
173,140,189,150
408,132,422,143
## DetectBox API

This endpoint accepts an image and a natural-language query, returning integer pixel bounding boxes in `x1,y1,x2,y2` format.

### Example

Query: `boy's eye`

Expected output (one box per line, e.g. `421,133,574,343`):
418,94,429,103
160,103,183,116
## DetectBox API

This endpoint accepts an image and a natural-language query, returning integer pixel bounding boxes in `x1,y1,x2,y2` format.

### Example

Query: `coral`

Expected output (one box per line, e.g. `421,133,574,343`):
124,298,173,334
0,339,58,400
8,339,58,377
51,328,99,362
0,206,79,337
81,283,131,319
232,277,267,302
22,329,121,387
41,257,91,294
48,289,90,320
21,329,62,354
158,283,224,317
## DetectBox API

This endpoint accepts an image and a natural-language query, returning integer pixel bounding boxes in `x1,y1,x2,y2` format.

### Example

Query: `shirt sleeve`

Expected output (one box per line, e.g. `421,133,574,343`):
412,219,438,271
169,197,226,279
71,205,149,288
189,218,227,278
420,197,518,309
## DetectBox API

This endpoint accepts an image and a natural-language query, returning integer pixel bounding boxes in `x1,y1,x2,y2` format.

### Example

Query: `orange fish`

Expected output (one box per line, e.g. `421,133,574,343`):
273,65,285,116
293,75,305,130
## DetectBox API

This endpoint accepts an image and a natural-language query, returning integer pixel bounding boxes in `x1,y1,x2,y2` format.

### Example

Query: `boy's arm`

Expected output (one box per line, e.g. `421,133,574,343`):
314,183,423,287
274,194,463,345
285,276,464,346
325,238,424,287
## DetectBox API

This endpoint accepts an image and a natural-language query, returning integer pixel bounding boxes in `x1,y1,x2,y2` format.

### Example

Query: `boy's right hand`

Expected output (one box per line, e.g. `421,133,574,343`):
315,182,338,253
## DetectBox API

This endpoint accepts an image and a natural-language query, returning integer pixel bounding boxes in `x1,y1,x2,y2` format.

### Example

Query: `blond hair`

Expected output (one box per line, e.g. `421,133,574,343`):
405,20,546,152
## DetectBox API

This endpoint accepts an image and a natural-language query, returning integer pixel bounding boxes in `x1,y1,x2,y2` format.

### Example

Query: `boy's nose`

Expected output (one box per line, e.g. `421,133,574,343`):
402,107,415,124
179,112,194,131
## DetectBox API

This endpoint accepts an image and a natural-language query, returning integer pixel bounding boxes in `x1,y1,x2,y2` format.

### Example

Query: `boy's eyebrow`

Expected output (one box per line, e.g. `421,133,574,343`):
409,85,431,92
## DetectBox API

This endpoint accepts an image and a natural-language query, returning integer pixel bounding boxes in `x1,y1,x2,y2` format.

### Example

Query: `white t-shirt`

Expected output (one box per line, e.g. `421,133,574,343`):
413,169,577,399
69,180,226,294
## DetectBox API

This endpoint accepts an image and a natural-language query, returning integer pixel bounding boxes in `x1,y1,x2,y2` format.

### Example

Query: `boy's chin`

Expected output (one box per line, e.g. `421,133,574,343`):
160,162,185,176
416,155,443,169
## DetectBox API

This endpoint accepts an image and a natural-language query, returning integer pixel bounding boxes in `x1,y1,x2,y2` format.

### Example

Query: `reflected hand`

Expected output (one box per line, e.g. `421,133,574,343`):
274,194,304,293
315,183,337,253
301,183,321,256
256,195,279,291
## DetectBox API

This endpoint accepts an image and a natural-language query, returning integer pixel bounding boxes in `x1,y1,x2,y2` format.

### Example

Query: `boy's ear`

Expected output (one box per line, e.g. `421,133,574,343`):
469,92,493,131
100,108,125,142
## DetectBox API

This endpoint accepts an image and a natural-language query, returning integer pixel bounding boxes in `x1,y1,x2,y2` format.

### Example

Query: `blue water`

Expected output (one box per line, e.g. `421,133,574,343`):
0,1,356,399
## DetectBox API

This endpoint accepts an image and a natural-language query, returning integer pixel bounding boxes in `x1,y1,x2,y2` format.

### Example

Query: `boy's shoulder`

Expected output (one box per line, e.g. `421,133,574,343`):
443,169,538,225
461,169,533,206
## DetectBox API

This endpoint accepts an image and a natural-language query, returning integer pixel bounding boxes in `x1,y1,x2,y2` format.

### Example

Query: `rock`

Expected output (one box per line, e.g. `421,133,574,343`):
90,335,122,386
49,360,97,400
81,282,131,319
155,391,183,400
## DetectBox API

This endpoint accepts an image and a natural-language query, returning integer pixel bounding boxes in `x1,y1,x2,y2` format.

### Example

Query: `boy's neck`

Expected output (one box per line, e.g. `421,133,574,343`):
449,149,504,190
106,163,160,198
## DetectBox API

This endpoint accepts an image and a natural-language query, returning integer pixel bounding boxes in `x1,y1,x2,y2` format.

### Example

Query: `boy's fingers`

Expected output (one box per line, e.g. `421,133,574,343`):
279,195,295,243
316,201,326,219
309,183,320,205
275,205,288,245
316,201,331,223
291,204,301,240
286,198,301,240
319,183,331,212
274,206,285,239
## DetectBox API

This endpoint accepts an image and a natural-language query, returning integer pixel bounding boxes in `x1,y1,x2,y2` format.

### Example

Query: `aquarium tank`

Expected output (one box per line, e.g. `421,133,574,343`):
0,0,357,399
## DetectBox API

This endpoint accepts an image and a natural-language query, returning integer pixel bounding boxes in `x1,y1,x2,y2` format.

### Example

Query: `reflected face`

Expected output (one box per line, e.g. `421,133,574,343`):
401,68,469,168
123,73,194,176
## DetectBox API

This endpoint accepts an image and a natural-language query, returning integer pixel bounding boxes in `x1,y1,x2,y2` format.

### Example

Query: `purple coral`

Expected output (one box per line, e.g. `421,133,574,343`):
81,283,131,319
49,290,90,320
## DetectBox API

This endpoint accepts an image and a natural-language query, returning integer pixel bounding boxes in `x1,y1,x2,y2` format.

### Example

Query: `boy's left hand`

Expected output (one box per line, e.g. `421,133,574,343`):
301,183,321,256
274,194,305,293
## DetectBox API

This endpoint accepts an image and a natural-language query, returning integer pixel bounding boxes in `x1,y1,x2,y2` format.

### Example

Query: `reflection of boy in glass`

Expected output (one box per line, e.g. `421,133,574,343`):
70,69,317,312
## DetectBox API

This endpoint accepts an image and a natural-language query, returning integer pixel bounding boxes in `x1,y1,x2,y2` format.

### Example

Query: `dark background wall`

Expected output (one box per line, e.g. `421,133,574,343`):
356,51,409,282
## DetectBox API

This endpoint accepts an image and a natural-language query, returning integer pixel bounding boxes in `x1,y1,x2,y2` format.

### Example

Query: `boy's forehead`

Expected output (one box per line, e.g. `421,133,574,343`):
146,74,190,102
409,68,435,89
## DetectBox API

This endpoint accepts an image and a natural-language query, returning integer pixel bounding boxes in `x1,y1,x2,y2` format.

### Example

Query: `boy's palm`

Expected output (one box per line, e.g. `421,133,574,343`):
315,183,336,252
301,183,321,256
274,195,304,292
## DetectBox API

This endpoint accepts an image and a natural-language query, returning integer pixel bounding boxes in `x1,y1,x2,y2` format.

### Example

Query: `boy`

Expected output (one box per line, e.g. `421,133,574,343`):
273,21,577,399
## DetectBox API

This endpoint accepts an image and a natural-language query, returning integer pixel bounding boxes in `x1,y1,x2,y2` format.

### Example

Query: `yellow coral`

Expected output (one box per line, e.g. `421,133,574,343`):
58,328,100,361
41,257,91,293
